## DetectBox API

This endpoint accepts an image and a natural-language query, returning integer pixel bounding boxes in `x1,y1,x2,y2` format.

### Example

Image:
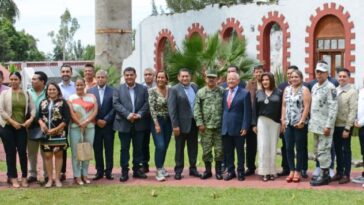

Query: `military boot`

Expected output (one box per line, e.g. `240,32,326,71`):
215,161,223,180
310,168,330,186
201,162,212,179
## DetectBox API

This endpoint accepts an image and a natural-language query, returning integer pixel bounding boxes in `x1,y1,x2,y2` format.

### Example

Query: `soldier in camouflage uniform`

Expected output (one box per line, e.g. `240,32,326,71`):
309,62,338,186
194,69,224,180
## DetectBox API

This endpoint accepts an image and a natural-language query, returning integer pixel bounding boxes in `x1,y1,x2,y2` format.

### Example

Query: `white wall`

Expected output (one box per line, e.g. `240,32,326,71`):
124,0,364,88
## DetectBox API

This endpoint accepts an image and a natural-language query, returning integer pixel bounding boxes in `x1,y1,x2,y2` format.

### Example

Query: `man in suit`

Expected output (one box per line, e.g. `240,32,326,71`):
113,67,149,182
87,70,115,180
220,65,246,89
168,68,201,180
222,72,252,181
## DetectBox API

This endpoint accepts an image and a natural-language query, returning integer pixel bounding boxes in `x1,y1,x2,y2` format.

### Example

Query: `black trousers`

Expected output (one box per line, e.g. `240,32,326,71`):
174,120,198,174
359,127,364,164
119,129,144,172
94,125,115,175
245,128,257,171
61,128,68,174
280,133,290,172
142,128,151,168
284,125,308,172
223,134,245,173
1,125,27,178
333,127,352,177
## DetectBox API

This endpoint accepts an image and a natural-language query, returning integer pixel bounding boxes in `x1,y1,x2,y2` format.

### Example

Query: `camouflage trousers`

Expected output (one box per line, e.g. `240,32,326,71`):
200,128,223,163
313,132,333,169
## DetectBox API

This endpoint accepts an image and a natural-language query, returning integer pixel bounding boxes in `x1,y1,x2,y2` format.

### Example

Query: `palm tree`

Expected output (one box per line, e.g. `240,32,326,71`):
165,32,256,87
75,66,121,87
0,0,19,23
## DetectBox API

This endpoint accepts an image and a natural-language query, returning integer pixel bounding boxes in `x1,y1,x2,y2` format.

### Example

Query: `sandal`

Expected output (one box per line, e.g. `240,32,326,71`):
44,180,53,188
74,177,84,185
10,178,20,188
82,176,91,184
286,171,294,183
293,171,301,183
262,175,269,182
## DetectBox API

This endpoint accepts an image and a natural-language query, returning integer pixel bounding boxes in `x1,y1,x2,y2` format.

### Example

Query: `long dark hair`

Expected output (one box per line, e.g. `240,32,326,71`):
260,72,276,90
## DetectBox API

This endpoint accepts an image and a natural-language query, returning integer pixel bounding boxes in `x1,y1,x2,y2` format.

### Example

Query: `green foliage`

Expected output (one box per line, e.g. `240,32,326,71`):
0,19,45,61
165,33,256,87
75,65,121,87
48,8,80,61
273,67,287,87
0,0,19,23
165,0,257,13
8,64,18,73
151,0,158,16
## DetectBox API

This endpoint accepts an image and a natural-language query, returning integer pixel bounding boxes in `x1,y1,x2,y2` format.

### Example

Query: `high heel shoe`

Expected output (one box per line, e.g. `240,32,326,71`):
44,180,53,188
74,177,84,185
286,171,294,183
10,178,20,188
293,171,301,183
21,178,29,188
81,176,91,184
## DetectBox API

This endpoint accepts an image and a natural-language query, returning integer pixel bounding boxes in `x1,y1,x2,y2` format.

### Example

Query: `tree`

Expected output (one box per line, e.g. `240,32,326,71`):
81,45,95,60
0,19,45,61
48,8,80,60
0,0,19,23
151,0,158,16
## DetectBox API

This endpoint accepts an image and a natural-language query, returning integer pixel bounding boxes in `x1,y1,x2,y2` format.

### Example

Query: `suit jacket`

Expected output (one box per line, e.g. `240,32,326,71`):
87,85,115,127
221,86,252,136
113,83,149,132
168,83,198,134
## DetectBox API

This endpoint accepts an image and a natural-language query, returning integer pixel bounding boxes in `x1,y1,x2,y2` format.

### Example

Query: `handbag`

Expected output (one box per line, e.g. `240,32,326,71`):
27,126,47,141
77,132,93,161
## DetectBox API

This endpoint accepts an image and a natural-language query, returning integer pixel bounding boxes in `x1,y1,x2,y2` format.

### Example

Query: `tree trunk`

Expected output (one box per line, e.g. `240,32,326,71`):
95,0,132,72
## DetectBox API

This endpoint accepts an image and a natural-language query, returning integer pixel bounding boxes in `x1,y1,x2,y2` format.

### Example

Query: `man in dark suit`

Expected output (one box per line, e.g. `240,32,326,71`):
222,72,252,181
220,65,246,89
113,67,149,182
87,70,115,180
168,68,201,180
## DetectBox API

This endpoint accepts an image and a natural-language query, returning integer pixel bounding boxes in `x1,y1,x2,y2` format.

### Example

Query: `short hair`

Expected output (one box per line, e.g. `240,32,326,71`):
227,65,239,72
227,72,240,80
45,82,63,99
96,69,108,77
60,64,73,72
290,69,303,80
84,63,94,69
0,70,4,79
260,72,276,90
287,65,299,71
9,71,22,81
336,67,351,77
178,68,191,76
34,71,48,85
156,70,169,82
317,60,328,65
253,64,264,72
123,67,136,74
144,67,155,75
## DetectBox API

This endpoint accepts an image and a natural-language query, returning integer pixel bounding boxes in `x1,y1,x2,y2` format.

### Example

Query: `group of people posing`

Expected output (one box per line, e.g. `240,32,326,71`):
0,61,363,188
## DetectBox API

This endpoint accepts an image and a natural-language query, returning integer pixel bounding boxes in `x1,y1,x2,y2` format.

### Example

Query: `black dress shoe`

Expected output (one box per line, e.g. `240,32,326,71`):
277,170,290,177
119,174,129,182
301,170,308,179
93,174,103,181
105,174,114,180
245,169,255,176
216,172,223,180
27,176,37,183
238,172,245,181
174,173,182,180
133,170,147,179
189,169,202,178
224,172,236,181
60,173,66,182
331,174,343,181
200,171,212,180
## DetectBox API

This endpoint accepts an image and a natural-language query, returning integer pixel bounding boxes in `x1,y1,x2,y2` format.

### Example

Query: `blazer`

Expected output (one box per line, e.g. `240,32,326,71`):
87,85,115,127
113,83,149,133
168,83,198,134
221,86,252,136
0,89,36,127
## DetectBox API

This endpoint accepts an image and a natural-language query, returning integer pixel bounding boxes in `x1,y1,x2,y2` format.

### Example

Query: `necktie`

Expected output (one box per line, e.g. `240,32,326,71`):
227,89,233,108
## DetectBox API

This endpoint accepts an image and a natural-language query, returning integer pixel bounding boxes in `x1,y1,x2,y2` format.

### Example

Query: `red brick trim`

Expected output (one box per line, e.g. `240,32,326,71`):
305,3,355,81
256,11,290,72
185,23,207,40
219,17,244,40
154,29,176,72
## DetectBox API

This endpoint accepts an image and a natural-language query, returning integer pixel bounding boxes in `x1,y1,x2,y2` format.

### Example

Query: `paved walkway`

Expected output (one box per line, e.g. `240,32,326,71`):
0,144,363,191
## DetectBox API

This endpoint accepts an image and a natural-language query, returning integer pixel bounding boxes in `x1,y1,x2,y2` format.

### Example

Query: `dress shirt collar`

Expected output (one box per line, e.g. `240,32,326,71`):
60,81,75,87
126,83,136,89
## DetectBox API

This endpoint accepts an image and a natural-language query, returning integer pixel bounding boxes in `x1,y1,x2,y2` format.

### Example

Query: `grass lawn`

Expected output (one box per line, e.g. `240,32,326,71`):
0,184,363,205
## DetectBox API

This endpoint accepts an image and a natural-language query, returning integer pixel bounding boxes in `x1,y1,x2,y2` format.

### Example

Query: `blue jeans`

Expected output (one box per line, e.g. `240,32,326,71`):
333,127,352,176
284,125,308,172
151,116,172,169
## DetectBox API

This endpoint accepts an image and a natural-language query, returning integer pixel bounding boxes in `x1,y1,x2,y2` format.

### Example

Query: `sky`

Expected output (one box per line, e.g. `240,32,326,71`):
13,0,167,54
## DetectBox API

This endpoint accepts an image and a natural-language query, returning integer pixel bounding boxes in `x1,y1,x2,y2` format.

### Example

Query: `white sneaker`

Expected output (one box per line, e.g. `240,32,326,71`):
312,167,321,177
156,169,166,182
352,176,364,184
329,169,335,178
162,168,169,177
